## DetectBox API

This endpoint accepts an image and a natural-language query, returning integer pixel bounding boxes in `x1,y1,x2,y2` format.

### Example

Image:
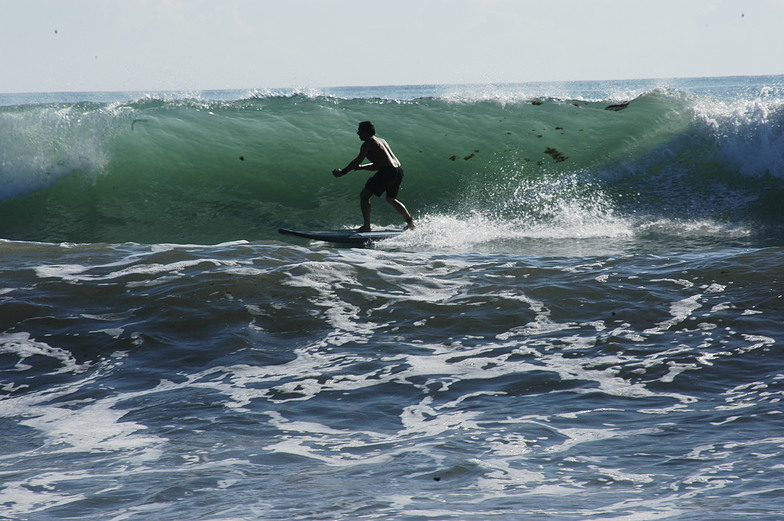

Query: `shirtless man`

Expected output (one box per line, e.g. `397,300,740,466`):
332,121,415,232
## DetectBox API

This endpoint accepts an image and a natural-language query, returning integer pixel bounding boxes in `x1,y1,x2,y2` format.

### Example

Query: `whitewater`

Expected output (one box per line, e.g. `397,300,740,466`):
1,76,783,520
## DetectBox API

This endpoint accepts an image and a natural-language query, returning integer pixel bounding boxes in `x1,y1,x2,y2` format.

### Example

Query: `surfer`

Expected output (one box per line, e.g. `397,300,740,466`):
332,121,415,232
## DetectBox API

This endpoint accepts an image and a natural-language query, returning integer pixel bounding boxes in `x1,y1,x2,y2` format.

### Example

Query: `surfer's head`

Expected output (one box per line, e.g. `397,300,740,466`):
357,121,376,137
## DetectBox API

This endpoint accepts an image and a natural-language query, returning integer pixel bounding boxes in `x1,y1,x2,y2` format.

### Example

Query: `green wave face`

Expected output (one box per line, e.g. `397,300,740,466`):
1,89,782,245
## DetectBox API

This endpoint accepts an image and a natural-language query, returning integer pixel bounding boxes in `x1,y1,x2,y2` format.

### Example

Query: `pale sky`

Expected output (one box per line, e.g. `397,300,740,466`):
1,0,782,94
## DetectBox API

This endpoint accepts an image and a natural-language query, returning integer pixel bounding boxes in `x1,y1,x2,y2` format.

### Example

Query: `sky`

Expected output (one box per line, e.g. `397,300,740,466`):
1,0,783,94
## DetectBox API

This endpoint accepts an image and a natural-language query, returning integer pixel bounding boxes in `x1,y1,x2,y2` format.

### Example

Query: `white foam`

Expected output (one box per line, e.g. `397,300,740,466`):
0,479,86,515
693,95,784,179
0,332,88,374
388,211,632,252
644,295,702,334
0,103,118,200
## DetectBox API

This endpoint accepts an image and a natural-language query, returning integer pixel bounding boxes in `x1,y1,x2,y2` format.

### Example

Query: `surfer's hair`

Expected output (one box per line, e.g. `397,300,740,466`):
358,121,376,135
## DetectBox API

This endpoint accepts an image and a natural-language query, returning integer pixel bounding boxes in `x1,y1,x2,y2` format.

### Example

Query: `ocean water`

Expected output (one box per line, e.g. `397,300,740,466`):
1,76,783,520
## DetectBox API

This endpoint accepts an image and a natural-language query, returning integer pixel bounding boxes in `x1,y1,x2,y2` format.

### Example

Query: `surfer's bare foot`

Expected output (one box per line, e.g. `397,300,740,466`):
404,218,415,230
356,226,371,232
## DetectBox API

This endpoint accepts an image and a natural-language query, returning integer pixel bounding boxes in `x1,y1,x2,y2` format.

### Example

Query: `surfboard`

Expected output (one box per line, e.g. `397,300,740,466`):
278,228,403,244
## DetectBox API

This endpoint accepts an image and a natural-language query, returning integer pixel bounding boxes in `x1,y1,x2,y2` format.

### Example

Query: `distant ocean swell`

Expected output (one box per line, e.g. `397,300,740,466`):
1,87,782,245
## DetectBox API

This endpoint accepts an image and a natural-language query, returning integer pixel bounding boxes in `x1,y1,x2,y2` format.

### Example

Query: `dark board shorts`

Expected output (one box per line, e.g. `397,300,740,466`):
365,166,404,198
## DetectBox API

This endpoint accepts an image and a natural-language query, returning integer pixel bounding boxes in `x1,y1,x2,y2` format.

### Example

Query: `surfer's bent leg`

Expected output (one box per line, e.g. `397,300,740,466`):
386,196,414,229
383,167,414,229
360,170,390,232
358,188,373,232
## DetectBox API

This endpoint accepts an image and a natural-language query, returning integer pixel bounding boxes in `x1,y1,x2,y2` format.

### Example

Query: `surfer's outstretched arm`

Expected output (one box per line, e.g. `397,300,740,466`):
333,142,373,177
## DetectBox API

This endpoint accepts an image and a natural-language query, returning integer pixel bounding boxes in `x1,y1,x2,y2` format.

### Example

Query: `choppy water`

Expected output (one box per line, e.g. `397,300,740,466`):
1,76,783,520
